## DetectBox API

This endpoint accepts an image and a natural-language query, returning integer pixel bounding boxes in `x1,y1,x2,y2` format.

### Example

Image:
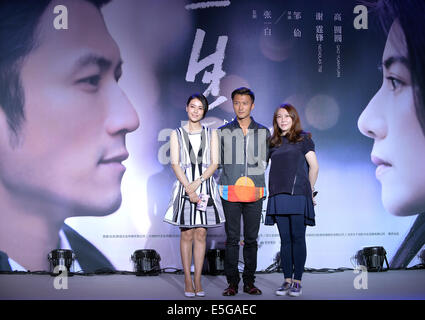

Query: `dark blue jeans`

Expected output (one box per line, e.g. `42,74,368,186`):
275,214,306,281
221,199,263,286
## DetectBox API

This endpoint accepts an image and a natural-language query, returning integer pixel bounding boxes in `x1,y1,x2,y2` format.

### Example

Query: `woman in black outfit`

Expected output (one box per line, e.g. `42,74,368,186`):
265,104,319,297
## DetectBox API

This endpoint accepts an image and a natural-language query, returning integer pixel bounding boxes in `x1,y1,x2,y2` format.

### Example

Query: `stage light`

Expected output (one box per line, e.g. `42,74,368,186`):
48,249,75,276
355,246,389,272
264,252,281,273
131,249,161,276
206,249,225,275
420,249,425,265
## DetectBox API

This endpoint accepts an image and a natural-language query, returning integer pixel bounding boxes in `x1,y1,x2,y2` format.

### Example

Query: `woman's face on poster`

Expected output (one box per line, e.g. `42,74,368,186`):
358,20,425,216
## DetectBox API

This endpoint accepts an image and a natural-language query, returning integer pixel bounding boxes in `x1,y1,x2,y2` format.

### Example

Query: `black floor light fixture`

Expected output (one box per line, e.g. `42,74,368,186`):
266,251,281,273
48,249,75,276
420,249,425,265
355,246,389,272
131,249,161,276
206,249,225,275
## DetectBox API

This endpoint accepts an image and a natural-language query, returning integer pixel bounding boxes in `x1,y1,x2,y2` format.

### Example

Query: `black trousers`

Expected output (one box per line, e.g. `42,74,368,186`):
275,214,307,281
221,198,263,285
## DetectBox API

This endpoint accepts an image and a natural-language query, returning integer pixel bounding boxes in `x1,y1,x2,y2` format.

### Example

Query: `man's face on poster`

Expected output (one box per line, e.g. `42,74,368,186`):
0,0,139,216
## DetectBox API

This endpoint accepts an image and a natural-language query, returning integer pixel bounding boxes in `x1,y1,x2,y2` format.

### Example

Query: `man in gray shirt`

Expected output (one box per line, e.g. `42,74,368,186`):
217,87,270,296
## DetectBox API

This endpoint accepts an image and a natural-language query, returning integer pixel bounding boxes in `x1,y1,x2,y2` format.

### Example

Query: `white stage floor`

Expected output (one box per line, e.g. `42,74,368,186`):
1,269,424,300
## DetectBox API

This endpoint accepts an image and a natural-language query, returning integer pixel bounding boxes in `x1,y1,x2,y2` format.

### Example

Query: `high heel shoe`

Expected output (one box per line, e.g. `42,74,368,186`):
195,291,205,297
184,291,196,298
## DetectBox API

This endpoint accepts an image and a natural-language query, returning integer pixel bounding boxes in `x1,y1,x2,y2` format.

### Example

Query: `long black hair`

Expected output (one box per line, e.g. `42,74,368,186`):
369,0,425,269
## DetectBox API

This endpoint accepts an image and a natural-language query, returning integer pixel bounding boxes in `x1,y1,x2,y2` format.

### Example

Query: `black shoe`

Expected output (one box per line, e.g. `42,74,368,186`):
222,284,238,296
243,283,262,295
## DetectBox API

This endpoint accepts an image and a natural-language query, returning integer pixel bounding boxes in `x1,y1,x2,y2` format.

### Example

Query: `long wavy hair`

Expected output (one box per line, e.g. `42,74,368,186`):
269,103,310,148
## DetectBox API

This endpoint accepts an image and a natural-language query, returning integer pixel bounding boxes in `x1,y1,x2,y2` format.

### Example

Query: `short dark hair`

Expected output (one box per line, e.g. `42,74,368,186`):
186,93,209,119
0,0,111,141
231,87,255,104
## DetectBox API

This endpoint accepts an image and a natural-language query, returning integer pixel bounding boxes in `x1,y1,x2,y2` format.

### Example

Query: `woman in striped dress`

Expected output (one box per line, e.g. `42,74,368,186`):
164,93,225,297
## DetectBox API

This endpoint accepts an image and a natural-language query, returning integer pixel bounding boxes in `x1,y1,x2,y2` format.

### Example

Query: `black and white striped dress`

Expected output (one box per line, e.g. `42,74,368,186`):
164,126,225,228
